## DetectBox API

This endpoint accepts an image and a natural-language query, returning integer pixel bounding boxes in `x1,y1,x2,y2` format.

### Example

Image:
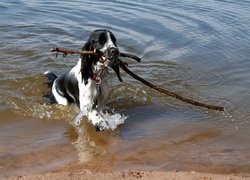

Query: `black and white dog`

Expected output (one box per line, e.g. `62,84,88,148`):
45,29,123,131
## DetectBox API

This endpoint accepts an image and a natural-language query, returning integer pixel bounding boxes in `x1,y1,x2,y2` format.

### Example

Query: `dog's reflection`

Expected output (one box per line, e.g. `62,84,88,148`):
67,119,121,163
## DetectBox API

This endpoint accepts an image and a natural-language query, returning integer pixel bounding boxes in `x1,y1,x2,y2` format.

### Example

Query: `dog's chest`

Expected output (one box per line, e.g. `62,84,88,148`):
93,62,109,80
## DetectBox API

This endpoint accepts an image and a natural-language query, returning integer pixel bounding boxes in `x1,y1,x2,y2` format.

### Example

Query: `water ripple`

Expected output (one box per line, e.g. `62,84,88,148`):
1,0,250,175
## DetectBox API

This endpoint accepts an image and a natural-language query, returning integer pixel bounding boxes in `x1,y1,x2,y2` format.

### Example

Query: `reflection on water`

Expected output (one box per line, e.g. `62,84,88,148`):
1,0,250,177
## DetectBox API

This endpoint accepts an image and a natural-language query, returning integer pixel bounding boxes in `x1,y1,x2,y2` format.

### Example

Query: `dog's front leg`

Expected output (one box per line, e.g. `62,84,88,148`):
86,109,110,131
77,79,109,131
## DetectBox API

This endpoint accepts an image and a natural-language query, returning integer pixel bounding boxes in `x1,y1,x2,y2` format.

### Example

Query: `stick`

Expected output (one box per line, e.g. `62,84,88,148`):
120,53,141,62
51,47,141,62
118,60,225,111
50,47,225,111
51,47,98,55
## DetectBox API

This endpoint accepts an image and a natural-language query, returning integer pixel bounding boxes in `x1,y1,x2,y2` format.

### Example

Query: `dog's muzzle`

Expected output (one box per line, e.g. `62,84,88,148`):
100,47,119,66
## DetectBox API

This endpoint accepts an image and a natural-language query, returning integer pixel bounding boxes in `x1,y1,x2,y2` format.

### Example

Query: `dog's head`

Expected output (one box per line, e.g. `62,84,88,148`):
81,29,123,84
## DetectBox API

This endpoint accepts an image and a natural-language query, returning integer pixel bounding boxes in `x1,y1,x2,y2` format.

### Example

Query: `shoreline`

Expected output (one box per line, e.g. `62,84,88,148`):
3,169,250,180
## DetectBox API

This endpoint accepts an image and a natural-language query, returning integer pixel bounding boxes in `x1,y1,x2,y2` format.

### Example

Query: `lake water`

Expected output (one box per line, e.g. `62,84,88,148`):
1,0,250,177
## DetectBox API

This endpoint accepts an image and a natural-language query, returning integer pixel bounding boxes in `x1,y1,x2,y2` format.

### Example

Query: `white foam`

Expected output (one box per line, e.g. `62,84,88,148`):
101,111,127,130
73,106,127,131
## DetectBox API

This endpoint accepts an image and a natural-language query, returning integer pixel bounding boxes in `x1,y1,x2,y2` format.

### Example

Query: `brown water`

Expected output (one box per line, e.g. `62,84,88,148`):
1,0,250,177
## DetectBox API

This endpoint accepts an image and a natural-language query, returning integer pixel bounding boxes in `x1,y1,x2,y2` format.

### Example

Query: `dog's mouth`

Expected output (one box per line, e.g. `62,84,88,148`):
99,48,120,66
100,55,119,66
98,49,123,82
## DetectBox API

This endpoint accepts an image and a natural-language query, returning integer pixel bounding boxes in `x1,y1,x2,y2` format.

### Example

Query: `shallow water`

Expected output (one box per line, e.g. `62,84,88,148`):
1,0,250,177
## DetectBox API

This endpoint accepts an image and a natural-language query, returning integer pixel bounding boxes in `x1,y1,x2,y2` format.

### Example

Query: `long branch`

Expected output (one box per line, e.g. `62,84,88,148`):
119,60,225,111
51,47,141,62
50,47,225,111
51,47,97,55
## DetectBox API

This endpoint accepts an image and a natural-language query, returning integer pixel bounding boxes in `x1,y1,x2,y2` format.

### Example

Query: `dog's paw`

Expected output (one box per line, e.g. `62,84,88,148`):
94,120,110,131
87,110,110,131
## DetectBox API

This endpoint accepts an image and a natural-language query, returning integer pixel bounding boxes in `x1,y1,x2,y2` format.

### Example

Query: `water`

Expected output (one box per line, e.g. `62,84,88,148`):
1,0,250,176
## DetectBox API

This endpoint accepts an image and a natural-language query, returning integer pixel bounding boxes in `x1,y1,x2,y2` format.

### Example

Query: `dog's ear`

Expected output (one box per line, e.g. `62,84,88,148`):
111,64,123,82
80,42,93,85
82,41,91,51
80,55,93,85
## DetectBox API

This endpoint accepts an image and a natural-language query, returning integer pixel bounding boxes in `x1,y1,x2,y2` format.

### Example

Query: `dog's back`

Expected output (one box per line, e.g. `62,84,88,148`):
44,70,80,105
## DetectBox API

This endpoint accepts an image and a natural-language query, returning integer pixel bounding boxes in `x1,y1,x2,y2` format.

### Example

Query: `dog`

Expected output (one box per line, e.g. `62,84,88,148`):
44,29,124,131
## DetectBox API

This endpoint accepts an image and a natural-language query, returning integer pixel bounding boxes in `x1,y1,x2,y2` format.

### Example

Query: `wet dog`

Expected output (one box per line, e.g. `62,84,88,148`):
44,29,123,131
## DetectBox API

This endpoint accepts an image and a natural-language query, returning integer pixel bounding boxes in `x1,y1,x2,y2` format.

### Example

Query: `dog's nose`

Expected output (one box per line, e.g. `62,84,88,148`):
109,47,119,58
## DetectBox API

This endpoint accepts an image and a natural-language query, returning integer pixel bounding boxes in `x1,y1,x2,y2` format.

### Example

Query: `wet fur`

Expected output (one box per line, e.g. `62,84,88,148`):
44,29,122,131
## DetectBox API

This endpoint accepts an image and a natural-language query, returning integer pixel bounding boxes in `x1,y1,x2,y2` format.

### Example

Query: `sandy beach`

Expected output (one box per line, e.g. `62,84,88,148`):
3,169,250,180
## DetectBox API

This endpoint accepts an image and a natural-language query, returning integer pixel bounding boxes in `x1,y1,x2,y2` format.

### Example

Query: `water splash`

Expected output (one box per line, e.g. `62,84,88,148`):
73,106,127,131
101,110,127,130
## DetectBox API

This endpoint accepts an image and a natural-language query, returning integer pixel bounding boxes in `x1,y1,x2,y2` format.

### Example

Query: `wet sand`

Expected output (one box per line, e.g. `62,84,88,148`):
3,169,250,180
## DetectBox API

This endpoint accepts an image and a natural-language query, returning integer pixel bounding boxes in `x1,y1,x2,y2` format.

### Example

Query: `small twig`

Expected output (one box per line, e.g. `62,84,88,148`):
118,60,225,111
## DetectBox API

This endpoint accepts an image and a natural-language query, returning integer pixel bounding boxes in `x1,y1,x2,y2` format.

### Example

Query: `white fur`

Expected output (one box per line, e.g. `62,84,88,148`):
51,80,68,106
52,58,110,129
79,59,110,128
